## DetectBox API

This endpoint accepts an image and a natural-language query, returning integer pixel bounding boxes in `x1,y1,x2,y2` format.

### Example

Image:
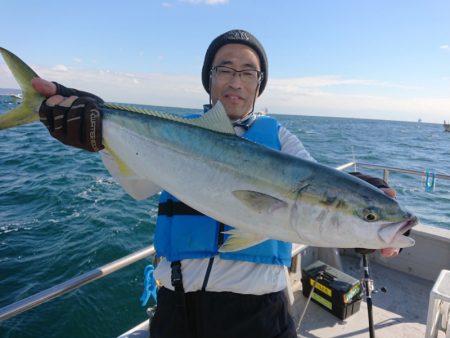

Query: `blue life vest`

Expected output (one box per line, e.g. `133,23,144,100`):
154,116,292,266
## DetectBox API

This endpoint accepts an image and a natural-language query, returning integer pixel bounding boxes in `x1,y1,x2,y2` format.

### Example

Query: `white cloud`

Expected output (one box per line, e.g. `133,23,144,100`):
205,0,228,3
440,44,449,50
269,76,419,91
52,64,69,72
1,64,448,123
257,79,450,123
180,0,228,5
161,2,173,8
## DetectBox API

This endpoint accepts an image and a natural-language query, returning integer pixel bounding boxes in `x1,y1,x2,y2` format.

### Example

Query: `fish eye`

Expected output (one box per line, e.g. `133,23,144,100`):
362,208,379,222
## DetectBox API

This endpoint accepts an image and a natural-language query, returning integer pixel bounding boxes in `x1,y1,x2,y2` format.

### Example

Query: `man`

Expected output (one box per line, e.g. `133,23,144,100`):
32,29,399,338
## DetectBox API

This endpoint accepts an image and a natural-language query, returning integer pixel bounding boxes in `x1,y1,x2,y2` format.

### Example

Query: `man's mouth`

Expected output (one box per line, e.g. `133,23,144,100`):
224,94,244,103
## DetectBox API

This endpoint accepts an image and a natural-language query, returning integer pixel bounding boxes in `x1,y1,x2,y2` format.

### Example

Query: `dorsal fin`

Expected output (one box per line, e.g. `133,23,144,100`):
102,101,236,135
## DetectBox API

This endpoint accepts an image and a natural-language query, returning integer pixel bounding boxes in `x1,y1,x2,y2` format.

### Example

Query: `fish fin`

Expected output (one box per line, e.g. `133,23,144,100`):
103,101,235,135
0,47,45,130
103,141,135,177
189,101,235,134
101,146,161,200
119,178,161,201
219,229,268,252
232,190,288,213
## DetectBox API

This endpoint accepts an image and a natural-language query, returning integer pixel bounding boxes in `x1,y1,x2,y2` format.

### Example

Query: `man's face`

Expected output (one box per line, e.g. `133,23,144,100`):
210,44,261,120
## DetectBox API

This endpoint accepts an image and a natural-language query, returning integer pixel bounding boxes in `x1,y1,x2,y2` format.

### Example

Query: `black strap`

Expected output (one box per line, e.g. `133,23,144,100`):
170,261,184,293
163,204,226,293
218,222,225,246
201,257,215,291
169,261,193,337
158,200,225,247
158,201,204,216
201,222,225,291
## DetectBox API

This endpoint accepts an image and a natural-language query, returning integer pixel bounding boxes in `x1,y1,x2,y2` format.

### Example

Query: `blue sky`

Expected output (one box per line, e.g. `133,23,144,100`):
1,0,449,123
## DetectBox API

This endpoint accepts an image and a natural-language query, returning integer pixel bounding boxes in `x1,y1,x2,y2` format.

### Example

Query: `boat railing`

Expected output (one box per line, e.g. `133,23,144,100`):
0,246,156,321
336,161,450,184
1,161,449,323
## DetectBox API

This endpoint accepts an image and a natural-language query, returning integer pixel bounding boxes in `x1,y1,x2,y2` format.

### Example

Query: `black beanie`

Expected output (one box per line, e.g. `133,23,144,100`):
201,29,268,96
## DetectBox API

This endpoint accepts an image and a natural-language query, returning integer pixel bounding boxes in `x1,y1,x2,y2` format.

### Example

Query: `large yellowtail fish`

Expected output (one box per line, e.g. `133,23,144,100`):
0,47,417,250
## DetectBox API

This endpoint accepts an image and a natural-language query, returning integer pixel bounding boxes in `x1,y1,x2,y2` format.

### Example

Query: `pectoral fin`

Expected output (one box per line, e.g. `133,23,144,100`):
103,141,134,177
101,143,161,200
219,229,268,252
232,190,288,213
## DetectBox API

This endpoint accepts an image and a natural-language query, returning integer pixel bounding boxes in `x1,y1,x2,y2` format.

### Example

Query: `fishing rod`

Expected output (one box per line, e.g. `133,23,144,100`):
362,252,375,338
355,248,383,338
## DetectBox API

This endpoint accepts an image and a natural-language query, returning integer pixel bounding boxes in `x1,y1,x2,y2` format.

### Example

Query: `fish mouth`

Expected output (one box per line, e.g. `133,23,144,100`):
378,216,418,248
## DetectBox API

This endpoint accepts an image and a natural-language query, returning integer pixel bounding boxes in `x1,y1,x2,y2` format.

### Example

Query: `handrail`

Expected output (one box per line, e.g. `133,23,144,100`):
337,161,450,183
0,245,155,321
0,243,312,323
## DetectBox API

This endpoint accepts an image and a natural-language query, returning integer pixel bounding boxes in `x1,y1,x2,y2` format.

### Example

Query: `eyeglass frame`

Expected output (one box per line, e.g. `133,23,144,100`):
210,65,264,84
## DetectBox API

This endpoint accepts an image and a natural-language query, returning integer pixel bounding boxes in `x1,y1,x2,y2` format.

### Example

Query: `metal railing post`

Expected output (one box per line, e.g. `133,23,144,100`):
0,246,156,321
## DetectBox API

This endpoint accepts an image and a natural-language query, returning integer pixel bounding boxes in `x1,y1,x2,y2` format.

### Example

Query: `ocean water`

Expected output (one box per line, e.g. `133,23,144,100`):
0,96,449,337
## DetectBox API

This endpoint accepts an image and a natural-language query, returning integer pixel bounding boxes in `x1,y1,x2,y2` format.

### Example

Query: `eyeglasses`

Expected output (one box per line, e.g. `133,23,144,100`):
211,65,263,84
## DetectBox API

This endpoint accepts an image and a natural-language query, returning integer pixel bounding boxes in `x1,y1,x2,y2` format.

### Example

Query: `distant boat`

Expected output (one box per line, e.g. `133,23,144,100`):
255,107,268,116
0,93,22,100
10,93,22,100
444,120,450,132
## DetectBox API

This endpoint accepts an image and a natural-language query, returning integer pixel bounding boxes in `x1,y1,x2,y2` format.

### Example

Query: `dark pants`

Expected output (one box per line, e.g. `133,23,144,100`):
150,287,297,338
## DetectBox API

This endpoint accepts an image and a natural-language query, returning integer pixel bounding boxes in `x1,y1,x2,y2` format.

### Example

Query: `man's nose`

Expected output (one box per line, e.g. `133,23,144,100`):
228,72,243,87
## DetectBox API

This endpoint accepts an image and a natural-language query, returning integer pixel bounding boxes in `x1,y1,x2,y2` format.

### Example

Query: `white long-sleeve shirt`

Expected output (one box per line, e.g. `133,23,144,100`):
101,123,315,295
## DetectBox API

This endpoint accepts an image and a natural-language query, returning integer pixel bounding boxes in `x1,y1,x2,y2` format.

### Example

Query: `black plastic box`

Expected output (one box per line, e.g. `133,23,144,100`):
301,260,362,320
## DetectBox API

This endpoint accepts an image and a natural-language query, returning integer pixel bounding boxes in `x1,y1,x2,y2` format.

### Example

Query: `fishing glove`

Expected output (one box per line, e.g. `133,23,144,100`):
349,172,389,190
39,82,104,152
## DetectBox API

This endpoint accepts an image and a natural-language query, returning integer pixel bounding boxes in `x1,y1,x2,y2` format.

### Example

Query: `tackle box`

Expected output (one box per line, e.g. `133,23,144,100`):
301,260,363,320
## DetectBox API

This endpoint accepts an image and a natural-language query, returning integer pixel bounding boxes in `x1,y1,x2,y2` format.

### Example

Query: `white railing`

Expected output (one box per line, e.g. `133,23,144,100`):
336,161,450,184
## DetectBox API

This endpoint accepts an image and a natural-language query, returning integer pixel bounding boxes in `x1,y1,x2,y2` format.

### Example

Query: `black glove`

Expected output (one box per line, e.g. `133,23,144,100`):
349,172,389,190
53,82,104,104
354,248,376,254
39,83,104,152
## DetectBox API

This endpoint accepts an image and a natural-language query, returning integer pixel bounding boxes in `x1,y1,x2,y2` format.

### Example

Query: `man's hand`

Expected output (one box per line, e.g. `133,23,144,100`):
31,78,104,152
32,78,58,97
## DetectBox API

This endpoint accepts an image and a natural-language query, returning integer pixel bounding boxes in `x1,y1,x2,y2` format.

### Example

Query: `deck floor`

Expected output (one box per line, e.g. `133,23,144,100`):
120,255,442,338
292,255,437,338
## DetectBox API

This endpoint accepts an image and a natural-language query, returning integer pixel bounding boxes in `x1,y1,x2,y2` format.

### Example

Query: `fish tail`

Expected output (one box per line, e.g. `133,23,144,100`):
0,47,45,130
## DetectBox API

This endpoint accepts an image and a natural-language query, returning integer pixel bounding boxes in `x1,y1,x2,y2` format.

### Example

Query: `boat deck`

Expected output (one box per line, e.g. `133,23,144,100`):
292,255,437,338
119,254,441,338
